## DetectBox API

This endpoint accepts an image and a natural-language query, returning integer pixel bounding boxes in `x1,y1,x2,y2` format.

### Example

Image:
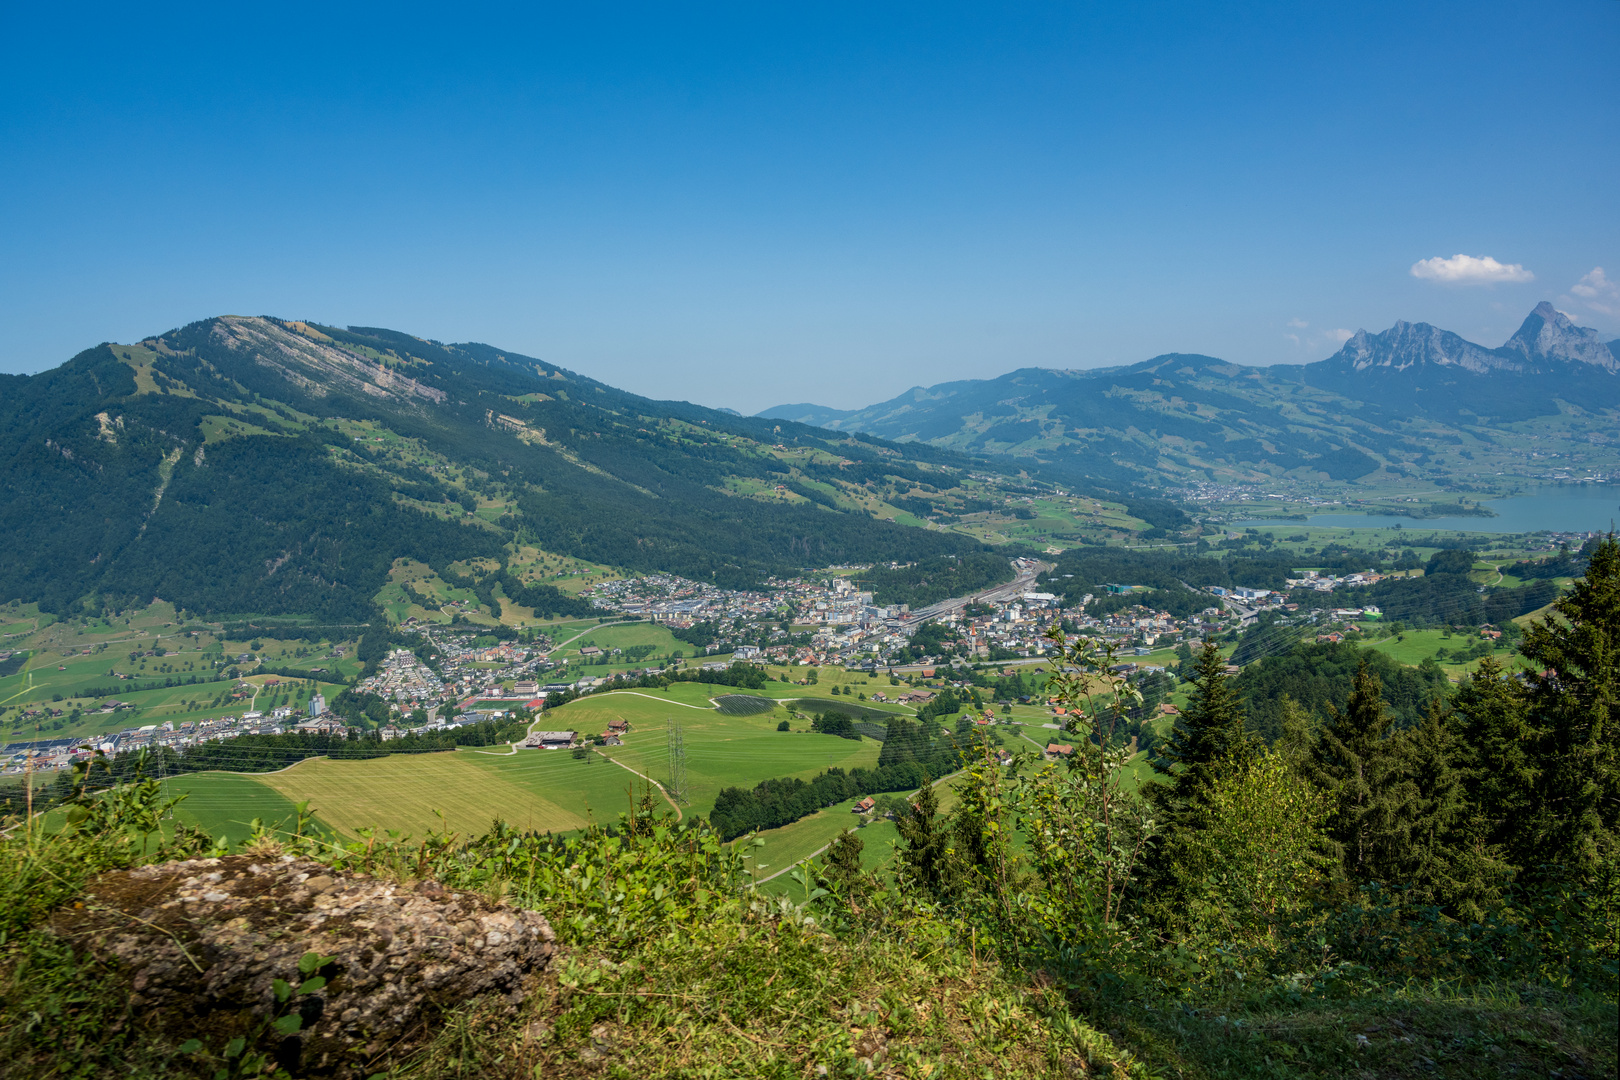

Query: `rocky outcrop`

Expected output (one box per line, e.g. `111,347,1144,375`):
1498,301,1620,372
1324,320,1516,374
53,854,555,1076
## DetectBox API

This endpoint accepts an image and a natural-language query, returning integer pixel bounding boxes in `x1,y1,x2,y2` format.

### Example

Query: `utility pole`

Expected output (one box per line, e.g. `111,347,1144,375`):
665,717,687,804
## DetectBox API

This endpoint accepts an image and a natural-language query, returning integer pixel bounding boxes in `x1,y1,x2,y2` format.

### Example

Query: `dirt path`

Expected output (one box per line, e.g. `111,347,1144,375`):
753,769,964,886
593,749,683,820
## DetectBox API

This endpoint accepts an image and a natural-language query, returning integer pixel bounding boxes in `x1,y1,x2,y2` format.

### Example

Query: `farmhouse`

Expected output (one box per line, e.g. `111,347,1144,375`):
1045,743,1075,758
853,796,876,814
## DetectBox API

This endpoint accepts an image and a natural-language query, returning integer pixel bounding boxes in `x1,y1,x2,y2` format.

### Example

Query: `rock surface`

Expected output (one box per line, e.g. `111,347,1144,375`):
53,854,555,1074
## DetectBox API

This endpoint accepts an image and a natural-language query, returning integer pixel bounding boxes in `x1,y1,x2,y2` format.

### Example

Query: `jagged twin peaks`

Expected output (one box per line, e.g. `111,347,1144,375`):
1330,301,1620,375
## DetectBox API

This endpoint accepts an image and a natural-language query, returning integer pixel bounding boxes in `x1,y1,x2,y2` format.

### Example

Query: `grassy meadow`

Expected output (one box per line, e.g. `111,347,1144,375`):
0,601,354,745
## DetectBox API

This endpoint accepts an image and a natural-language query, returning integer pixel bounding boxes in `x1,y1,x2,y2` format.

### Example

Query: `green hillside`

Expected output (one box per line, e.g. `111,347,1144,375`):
0,317,1079,621
760,305,1620,492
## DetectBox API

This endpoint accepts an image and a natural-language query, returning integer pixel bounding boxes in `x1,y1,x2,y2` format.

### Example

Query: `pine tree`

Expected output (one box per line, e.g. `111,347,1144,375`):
1397,698,1511,916
1154,642,1255,812
1519,534,1620,880
1308,656,1416,884
1450,654,1538,873
896,781,955,899
820,828,866,898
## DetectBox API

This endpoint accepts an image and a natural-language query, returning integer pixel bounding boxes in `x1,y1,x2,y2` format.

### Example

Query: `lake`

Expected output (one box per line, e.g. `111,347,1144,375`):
1240,484,1620,534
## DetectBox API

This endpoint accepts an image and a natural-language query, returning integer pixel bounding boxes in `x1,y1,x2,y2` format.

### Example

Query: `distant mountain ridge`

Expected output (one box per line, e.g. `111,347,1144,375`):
0,316,1045,621
758,303,1620,486
1318,302,1619,375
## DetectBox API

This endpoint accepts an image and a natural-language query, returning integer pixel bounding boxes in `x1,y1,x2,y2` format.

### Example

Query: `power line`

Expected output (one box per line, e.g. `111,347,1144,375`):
665,717,688,804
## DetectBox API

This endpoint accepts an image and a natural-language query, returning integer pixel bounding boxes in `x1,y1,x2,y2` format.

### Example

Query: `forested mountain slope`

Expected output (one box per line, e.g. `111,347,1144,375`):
0,317,1046,620
760,303,1620,487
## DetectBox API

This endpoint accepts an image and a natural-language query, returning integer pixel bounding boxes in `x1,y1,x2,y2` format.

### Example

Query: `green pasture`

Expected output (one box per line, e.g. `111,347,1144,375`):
165,771,322,846
211,691,889,841
745,794,898,887
753,775,973,897
549,691,883,818
253,748,653,839
554,622,689,661
758,817,906,898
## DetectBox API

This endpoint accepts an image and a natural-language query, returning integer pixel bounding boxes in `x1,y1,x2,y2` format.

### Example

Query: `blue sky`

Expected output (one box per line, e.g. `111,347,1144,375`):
3,1,1616,412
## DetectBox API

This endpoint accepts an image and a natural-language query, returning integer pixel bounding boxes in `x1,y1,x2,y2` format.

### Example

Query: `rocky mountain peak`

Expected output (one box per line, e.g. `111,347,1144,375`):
1498,301,1620,372
1324,318,1514,374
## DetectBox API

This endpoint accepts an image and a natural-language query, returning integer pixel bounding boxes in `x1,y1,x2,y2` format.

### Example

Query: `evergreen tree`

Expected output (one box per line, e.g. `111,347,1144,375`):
1450,654,1538,873
1308,656,1416,884
1154,642,1255,812
1273,694,1316,770
896,781,955,899
1397,698,1511,916
820,828,866,898
1519,534,1620,880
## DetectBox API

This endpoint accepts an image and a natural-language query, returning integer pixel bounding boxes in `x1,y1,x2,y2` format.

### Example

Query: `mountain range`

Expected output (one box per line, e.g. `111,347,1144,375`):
761,303,1620,487
2,318,1066,623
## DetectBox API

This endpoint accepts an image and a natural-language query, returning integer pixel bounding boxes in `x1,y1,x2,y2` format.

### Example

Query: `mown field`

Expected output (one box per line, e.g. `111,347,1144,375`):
245,749,649,838
166,771,316,846
553,688,885,818
159,686,894,842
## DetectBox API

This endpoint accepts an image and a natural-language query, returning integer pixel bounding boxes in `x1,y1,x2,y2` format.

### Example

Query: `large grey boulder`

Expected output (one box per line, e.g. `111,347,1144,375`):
55,854,555,1075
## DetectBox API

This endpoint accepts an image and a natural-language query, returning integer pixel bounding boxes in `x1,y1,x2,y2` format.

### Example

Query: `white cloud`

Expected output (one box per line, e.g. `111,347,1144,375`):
1410,253,1534,285
1329,328,1354,344
1286,317,1309,329
1567,266,1619,317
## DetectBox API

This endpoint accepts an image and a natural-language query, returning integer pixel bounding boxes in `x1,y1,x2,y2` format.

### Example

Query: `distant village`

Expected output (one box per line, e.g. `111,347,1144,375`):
5,548,1459,778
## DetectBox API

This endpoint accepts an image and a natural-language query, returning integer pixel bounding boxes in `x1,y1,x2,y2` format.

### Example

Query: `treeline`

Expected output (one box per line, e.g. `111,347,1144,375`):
220,622,367,643
1232,641,1451,743
1039,547,1305,619
1300,549,1559,627
707,711,974,841
172,719,531,772
3,720,532,815
809,713,863,740
1140,537,1619,938
1504,538,1595,581
497,572,598,620
854,553,1014,609
709,762,935,840
539,662,768,711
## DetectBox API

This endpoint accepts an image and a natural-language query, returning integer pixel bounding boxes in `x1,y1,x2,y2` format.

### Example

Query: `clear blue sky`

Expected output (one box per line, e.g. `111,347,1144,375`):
3,1,1616,412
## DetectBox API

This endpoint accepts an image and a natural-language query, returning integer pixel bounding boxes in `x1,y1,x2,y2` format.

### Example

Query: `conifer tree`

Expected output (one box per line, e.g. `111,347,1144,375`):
896,781,955,899
1450,654,1538,872
820,828,866,898
1308,656,1416,884
1274,695,1316,770
1397,698,1511,915
1519,534,1620,879
1154,642,1255,812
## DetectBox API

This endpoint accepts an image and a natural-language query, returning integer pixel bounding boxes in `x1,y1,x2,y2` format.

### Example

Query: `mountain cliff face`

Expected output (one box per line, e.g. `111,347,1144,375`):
1324,321,1514,374
1319,301,1619,375
0,318,1012,619
1498,301,1620,372
761,304,1620,486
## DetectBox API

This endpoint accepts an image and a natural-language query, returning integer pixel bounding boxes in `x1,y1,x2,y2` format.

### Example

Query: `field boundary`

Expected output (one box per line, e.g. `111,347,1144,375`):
753,768,964,885
594,749,683,821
